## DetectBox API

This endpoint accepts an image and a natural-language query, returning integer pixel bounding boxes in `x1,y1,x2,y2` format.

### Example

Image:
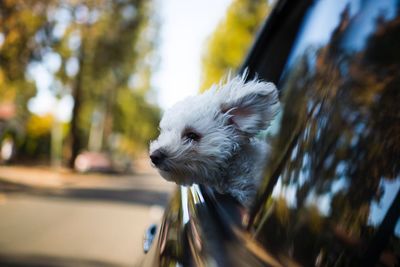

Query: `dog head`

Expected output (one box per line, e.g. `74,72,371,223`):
149,75,279,186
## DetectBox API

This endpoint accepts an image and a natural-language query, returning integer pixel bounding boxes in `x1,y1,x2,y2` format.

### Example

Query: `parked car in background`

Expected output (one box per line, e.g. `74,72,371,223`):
74,151,133,174
0,102,19,163
138,0,400,266
74,151,114,173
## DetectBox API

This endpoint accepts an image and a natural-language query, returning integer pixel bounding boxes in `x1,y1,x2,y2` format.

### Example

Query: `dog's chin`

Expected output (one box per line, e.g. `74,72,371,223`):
157,169,195,186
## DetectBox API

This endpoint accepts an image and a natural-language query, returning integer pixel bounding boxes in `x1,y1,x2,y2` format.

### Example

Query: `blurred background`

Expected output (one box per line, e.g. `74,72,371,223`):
0,0,270,265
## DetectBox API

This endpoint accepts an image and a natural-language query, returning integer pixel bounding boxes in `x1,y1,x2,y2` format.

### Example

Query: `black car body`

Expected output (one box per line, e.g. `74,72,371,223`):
139,0,400,266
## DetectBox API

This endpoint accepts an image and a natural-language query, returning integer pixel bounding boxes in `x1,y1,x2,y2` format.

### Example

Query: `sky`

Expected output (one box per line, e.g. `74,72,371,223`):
154,0,232,110
28,0,232,121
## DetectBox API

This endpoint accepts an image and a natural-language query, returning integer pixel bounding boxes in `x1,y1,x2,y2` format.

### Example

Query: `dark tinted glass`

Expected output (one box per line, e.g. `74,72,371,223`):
251,0,400,266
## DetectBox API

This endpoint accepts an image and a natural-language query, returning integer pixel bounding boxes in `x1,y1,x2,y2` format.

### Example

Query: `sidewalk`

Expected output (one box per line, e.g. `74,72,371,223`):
0,165,86,188
0,158,175,193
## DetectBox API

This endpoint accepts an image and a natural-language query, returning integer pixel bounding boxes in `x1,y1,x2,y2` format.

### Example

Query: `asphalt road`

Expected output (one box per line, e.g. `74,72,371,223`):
0,168,175,267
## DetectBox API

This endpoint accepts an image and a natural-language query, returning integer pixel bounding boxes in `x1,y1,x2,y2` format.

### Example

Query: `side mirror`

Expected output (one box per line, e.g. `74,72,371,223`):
143,224,157,253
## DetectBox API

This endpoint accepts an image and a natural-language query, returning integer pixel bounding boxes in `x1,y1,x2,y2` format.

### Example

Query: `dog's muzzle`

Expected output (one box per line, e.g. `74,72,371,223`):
150,149,167,166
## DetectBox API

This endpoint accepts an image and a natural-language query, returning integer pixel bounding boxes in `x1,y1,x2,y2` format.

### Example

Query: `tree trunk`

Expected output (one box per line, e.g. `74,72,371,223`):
68,46,84,168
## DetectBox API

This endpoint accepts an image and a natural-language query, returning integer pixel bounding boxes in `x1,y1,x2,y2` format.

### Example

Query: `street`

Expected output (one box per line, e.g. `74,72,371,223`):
0,164,175,267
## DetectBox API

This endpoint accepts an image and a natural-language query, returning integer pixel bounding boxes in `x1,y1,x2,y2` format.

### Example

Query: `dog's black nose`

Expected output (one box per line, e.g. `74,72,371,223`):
150,150,166,165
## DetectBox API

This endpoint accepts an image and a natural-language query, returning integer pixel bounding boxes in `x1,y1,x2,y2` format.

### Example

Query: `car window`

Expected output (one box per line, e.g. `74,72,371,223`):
250,0,400,266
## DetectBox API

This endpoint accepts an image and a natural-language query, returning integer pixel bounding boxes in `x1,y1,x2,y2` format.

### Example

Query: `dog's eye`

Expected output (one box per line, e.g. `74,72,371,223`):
185,132,201,142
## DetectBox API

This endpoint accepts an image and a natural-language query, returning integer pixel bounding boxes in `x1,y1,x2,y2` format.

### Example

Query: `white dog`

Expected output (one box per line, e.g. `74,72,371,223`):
149,74,279,207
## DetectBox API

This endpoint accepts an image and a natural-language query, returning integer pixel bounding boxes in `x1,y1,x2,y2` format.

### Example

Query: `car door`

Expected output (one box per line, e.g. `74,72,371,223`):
248,0,400,266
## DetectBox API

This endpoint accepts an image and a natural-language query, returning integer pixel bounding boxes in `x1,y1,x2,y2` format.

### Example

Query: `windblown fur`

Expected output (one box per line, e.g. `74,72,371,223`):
149,74,280,207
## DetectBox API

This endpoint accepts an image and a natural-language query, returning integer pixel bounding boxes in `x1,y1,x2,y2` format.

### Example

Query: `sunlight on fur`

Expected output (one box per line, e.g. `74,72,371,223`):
149,74,280,207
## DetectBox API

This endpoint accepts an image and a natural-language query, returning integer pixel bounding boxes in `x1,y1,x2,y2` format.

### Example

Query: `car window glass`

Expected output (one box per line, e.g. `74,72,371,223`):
251,0,400,266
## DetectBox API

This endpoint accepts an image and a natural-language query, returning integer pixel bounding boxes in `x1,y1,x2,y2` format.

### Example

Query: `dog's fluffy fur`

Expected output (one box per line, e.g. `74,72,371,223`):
149,74,279,207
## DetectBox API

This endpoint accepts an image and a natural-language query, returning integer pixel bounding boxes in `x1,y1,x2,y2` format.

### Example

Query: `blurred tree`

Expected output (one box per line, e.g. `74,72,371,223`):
200,0,270,92
24,113,54,157
0,0,160,167
0,0,51,131
57,0,160,166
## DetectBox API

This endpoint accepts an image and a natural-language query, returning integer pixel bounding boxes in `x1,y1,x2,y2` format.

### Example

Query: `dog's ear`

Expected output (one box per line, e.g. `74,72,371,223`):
220,79,279,135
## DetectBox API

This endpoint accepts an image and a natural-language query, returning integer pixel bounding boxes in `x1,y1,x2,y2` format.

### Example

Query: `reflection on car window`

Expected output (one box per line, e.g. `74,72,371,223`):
251,0,400,266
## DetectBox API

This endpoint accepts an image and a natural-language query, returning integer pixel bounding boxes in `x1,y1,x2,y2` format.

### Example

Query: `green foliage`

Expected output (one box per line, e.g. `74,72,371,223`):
66,0,160,156
113,88,160,155
0,1,48,121
23,113,53,157
26,114,54,138
200,0,270,92
0,0,160,162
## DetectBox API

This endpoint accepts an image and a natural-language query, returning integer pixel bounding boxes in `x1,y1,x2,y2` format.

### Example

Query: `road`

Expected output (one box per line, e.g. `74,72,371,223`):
0,165,176,267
